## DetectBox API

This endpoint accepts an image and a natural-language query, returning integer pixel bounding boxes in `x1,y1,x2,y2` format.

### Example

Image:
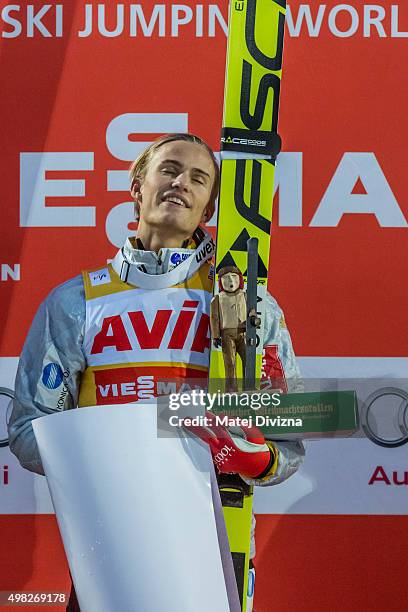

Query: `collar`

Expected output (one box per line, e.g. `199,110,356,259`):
111,230,215,289
122,239,194,275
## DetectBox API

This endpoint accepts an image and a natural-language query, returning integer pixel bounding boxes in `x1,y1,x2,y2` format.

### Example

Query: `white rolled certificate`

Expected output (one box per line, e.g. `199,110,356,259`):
33,404,235,612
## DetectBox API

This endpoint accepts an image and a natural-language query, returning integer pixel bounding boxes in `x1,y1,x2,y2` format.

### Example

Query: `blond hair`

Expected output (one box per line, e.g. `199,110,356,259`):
129,133,219,222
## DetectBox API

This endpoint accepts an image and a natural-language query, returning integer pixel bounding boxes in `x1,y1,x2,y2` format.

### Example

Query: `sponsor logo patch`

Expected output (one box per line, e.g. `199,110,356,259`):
41,363,64,389
92,366,207,405
89,268,111,286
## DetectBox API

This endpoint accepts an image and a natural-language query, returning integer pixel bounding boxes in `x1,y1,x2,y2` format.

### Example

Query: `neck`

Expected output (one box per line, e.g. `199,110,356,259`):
135,223,190,253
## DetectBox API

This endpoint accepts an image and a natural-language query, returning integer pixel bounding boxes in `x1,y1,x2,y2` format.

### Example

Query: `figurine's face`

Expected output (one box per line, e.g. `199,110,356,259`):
221,272,240,292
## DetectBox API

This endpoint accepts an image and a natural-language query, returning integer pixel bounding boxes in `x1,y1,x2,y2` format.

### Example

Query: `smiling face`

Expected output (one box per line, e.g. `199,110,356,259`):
134,140,216,248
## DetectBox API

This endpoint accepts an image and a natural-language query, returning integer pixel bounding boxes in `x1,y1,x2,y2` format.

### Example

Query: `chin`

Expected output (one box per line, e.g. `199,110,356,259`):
169,225,194,237
157,219,194,238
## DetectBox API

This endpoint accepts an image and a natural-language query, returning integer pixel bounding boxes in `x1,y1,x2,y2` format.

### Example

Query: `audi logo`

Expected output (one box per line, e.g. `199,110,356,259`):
360,387,408,448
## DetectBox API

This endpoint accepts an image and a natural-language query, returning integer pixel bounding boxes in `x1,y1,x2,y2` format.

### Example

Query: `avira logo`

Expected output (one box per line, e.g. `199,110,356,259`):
91,301,210,354
368,465,408,486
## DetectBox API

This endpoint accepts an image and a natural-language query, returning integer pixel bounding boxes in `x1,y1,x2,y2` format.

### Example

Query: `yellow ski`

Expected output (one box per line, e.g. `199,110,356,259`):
210,1,287,609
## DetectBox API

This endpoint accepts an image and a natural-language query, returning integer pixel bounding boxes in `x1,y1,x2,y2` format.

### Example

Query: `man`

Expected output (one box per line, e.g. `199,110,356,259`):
9,133,304,611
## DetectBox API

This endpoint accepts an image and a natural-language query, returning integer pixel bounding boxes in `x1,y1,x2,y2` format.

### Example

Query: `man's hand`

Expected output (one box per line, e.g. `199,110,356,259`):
184,412,274,479
248,308,261,329
213,337,222,348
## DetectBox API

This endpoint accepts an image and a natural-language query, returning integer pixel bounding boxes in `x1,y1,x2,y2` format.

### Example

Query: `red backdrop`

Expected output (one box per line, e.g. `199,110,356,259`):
1,1,407,610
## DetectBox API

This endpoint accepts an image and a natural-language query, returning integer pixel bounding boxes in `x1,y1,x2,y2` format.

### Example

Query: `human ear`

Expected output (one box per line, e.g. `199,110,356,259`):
130,178,142,201
202,204,212,223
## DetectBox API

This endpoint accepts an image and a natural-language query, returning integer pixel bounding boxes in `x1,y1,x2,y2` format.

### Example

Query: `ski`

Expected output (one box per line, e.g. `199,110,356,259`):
209,1,287,609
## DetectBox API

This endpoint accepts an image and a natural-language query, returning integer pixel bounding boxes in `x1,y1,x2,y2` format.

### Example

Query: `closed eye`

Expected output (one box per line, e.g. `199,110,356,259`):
161,167,177,175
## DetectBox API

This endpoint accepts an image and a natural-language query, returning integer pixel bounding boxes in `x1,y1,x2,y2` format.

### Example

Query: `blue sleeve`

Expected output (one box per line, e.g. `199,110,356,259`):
8,275,86,475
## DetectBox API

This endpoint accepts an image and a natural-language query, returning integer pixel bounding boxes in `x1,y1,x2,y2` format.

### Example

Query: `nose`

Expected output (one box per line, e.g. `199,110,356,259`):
171,172,189,190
